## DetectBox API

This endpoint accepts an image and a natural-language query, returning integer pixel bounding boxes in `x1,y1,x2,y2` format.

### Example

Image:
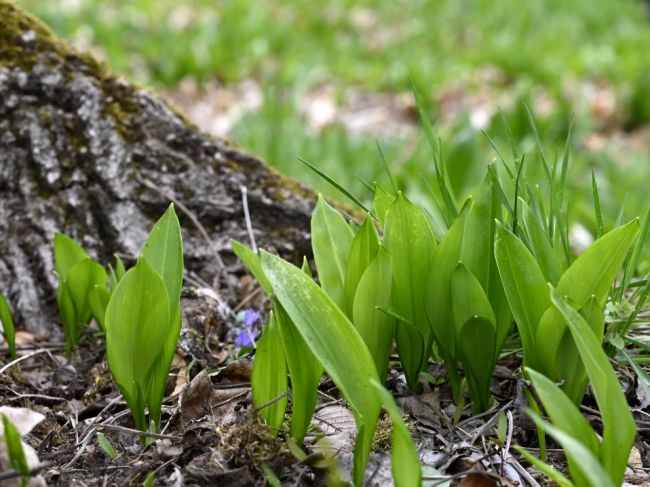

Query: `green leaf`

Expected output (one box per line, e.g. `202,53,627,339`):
275,302,321,443
526,368,598,486
550,287,636,486
514,445,574,487
450,263,496,329
344,215,380,317
2,414,30,477
450,263,497,413
352,248,395,380
426,208,466,397
459,317,496,414
526,409,615,487
370,380,421,487
311,195,355,310
231,239,272,295
57,283,78,355
373,184,396,225
495,222,550,370
557,219,639,308
53,232,89,280
252,311,288,435
384,193,437,389
619,206,650,300
520,200,563,285
140,203,184,321
147,305,182,432
0,292,17,359
105,258,171,432
142,472,155,487
261,250,381,486
88,285,111,333
66,258,107,325
460,175,496,290
97,432,119,460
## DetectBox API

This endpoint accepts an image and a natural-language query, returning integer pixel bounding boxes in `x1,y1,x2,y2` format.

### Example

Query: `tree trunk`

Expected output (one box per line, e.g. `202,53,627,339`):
0,1,314,336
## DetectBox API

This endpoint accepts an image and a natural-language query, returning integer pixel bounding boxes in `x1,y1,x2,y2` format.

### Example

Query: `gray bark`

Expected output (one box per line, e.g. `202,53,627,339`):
0,1,314,336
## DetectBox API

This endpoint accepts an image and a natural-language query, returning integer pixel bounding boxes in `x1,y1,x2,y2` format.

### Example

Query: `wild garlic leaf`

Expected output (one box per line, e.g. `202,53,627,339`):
261,250,380,487
557,218,639,307
550,287,636,487
65,258,107,325
344,215,380,318
275,302,321,443
526,367,598,487
384,193,437,390
520,200,564,285
526,409,615,487
252,311,288,436
352,247,394,380
0,292,17,359
494,222,550,370
2,414,30,477
373,184,396,225
451,263,496,413
88,285,111,333
426,207,466,396
105,258,171,432
311,195,354,310
140,203,183,321
231,239,272,294
370,379,421,487
53,232,89,280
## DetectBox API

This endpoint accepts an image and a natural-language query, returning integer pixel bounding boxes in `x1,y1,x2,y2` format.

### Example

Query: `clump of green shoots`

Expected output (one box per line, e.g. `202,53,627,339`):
105,204,183,437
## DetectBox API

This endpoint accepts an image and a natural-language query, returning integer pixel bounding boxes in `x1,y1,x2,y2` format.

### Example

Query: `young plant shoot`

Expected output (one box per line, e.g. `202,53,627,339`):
53,233,108,354
105,204,183,436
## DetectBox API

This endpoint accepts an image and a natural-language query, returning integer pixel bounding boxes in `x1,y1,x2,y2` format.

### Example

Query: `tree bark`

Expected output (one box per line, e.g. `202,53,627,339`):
0,1,314,336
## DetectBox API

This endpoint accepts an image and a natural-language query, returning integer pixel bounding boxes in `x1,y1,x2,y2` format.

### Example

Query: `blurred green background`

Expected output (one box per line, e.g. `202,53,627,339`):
18,0,650,262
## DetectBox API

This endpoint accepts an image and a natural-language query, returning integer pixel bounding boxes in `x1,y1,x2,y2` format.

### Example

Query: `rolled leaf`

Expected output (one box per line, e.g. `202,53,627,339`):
252,311,288,435
384,193,437,389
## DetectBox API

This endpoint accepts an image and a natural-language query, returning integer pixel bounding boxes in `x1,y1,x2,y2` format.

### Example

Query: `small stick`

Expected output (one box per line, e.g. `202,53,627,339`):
240,185,257,252
96,423,180,441
0,462,50,482
254,390,288,412
0,349,50,375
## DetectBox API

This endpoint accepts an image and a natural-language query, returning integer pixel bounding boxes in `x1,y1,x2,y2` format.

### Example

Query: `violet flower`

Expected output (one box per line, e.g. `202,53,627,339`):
235,309,261,347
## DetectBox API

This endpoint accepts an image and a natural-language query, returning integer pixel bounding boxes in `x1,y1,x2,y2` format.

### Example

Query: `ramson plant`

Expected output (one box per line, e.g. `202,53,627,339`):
233,97,646,484
105,204,183,436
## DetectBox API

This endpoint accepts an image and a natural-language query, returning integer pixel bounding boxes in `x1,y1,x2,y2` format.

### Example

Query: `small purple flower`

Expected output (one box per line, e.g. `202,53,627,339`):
243,309,261,328
235,309,261,348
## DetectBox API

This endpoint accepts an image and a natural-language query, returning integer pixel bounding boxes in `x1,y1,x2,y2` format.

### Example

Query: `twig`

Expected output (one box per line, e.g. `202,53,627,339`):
0,349,51,375
0,462,50,481
240,185,258,252
211,390,250,409
254,390,288,412
96,423,180,441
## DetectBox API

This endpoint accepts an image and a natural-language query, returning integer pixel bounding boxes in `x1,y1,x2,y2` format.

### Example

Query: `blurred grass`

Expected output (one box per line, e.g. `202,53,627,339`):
17,0,650,267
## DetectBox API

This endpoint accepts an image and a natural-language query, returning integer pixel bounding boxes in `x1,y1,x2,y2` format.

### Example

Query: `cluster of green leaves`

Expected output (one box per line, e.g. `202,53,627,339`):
53,205,183,436
105,204,183,435
235,103,647,483
516,288,636,487
53,233,111,354
234,222,420,486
